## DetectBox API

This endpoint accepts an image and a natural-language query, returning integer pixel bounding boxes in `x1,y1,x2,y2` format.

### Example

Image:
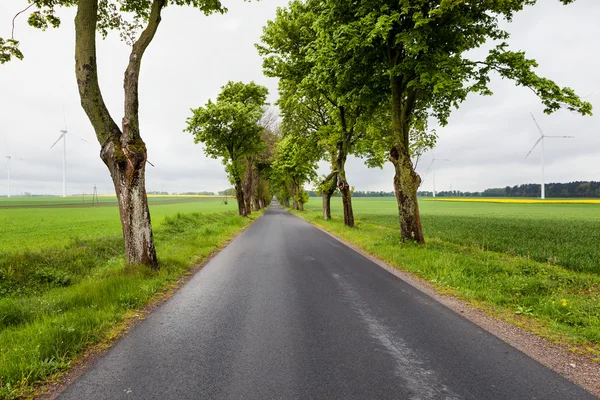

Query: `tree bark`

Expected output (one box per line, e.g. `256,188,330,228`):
234,179,247,217
102,140,158,266
321,171,337,220
75,0,165,269
390,147,424,243
337,155,354,227
243,159,253,215
389,74,424,243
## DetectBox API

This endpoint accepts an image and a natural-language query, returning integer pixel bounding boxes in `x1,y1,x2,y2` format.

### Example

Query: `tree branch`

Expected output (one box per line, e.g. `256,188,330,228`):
123,0,166,142
75,0,121,146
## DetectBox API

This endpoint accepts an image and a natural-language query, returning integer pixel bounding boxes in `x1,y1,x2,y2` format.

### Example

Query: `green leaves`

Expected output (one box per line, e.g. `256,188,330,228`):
474,44,593,115
185,81,269,181
3,0,227,60
0,38,23,64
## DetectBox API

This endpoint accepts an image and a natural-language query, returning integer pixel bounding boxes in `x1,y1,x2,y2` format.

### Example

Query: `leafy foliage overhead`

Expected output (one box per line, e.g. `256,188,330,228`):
310,0,591,126
1,0,228,62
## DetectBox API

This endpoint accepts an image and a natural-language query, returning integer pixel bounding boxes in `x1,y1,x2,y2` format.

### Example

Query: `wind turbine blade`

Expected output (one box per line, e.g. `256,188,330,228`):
530,113,545,137
3,158,9,170
147,160,155,167
525,137,543,159
441,159,451,162
424,159,436,177
66,132,90,144
545,136,575,139
4,140,10,155
50,133,65,149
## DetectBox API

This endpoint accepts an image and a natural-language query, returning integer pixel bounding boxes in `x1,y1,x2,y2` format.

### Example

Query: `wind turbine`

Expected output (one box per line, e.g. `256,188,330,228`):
425,155,450,198
50,117,89,198
526,113,574,200
3,140,23,198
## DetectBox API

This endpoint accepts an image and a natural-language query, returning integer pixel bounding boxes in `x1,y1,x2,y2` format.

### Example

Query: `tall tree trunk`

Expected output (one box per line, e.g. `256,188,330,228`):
322,191,332,219
390,74,424,243
243,159,253,215
234,179,247,217
322,172,337,220
337,156,354,227
102,140,157,267
390,147,424,243
291,182,299,210
75,0,165,269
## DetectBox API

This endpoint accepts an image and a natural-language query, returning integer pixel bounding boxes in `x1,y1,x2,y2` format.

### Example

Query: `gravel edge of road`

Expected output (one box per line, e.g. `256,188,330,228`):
293,213,600,398
33,211,268,400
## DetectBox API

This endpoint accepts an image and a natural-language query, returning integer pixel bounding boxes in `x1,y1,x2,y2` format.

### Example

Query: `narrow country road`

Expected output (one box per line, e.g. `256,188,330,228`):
60,204,595,400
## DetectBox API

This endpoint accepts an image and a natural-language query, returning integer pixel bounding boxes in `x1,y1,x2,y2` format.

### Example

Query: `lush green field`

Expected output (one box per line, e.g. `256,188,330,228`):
0,194,227,208
0,196,256,399
0,196,235,253
297,197,600,356
306,197,600,274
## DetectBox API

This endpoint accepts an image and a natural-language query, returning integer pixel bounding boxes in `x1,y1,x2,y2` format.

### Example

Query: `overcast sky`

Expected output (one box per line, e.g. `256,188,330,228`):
0,0,599,196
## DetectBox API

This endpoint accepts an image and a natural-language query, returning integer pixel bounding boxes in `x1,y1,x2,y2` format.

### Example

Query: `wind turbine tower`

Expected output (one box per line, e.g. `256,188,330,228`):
425,156,450,198
50,117,89,198
526,113,574,200
3,141,23,198
51,129,68,197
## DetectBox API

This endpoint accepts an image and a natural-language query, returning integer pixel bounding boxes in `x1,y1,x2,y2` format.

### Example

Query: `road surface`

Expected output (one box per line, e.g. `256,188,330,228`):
60,204,596,399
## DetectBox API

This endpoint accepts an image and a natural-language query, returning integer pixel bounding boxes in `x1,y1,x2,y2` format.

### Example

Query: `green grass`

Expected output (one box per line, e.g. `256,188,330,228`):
296,197,600,354
0,198,259,399
0,195,226,208
0,197,236,253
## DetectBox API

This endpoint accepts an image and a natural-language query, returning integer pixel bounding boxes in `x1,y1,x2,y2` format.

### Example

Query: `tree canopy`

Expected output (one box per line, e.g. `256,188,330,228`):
185,81,269,216
1,0,228,63
291,0,592,242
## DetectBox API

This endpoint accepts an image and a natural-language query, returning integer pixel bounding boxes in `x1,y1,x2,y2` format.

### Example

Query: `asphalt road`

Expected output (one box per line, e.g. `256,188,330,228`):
60,204,596,400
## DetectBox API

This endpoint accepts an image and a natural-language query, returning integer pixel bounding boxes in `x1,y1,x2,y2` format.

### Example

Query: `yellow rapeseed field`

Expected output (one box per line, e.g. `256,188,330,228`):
422,198,600,204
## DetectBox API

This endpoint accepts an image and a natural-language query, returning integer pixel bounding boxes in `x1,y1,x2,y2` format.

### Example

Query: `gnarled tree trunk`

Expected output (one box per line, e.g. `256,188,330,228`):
75,0,166,269
102,140,157,266
390,147,424,243
234,179,247,217
321,171,337,220
389,75,424,243
337,154,354,227
243,159,253,215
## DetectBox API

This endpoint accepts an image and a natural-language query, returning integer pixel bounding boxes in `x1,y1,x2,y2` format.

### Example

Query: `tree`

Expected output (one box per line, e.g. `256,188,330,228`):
258,0,384,227
310,0,592,242
185,81,269,217
271,134,319,211
1,0,230,269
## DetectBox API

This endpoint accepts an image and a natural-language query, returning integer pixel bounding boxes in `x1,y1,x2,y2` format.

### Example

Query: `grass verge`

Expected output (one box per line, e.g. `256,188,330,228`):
0,210,262,399
290,208,600,360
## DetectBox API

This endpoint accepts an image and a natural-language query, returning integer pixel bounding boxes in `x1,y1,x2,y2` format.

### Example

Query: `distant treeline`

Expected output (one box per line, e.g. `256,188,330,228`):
307,190,396,197
421,181,600,198
307,181,600,198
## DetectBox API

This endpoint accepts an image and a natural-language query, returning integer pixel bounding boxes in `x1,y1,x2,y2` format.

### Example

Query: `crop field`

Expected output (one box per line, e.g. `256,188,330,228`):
0,195,253,398
306,197,600,275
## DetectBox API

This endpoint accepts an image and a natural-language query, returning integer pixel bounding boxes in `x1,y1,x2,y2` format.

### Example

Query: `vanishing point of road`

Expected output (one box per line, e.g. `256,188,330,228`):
60,204,596,399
